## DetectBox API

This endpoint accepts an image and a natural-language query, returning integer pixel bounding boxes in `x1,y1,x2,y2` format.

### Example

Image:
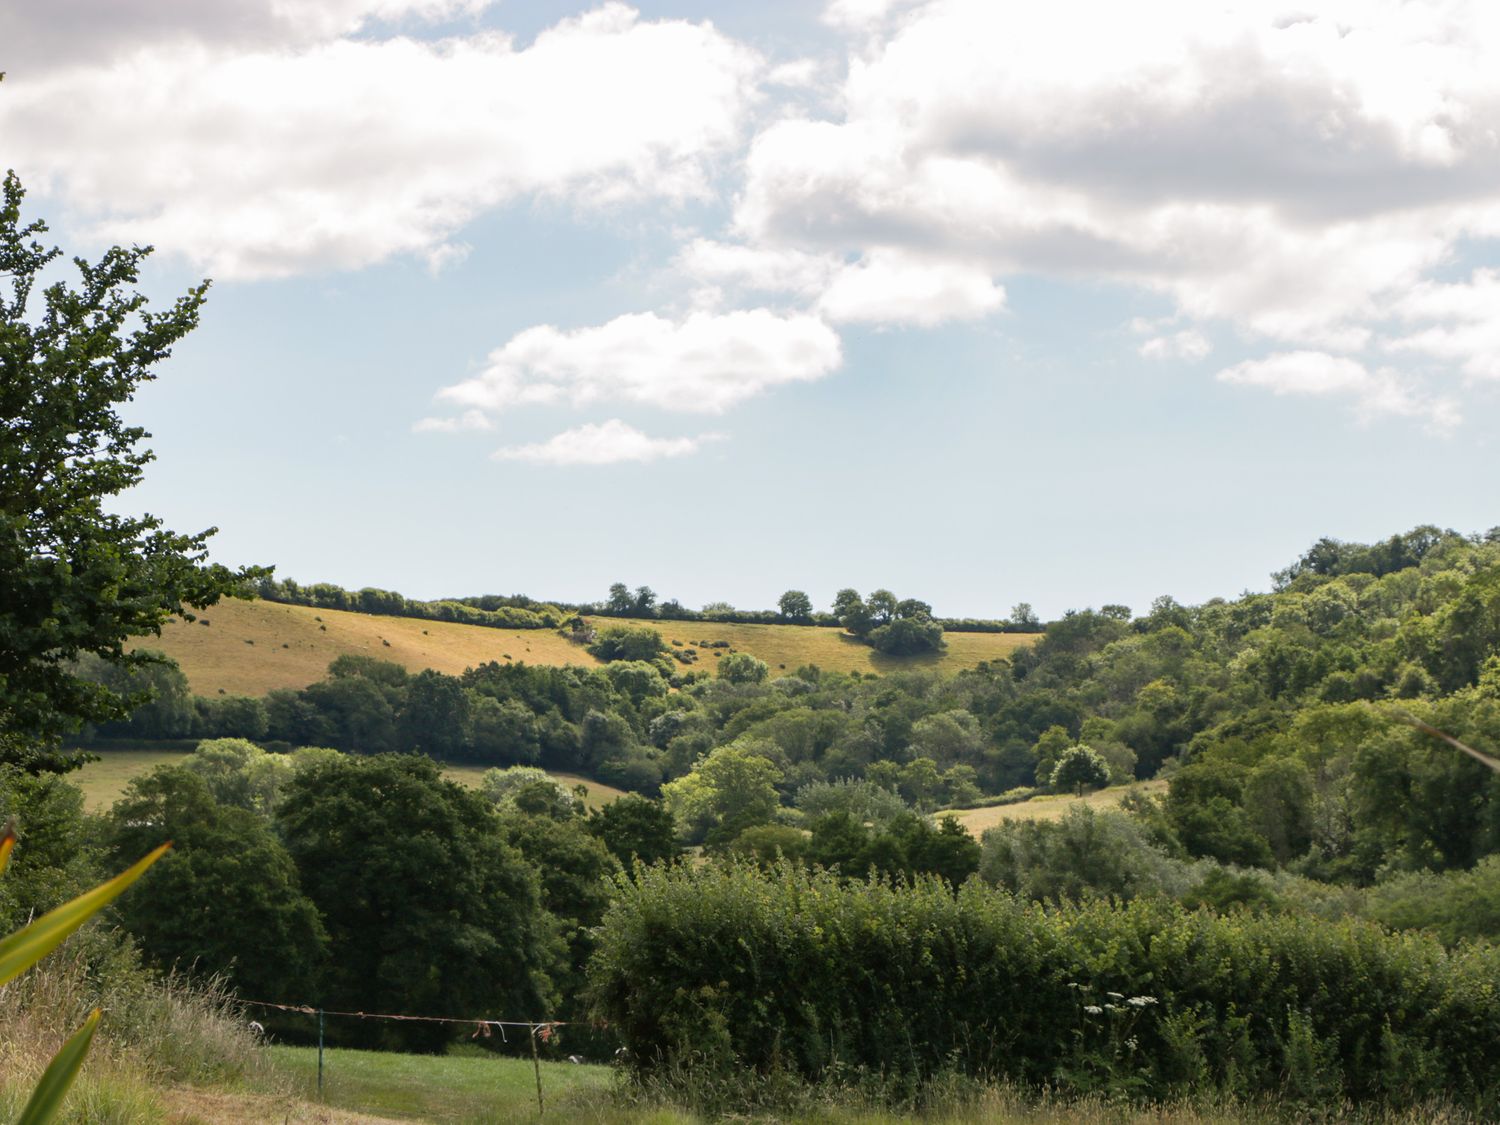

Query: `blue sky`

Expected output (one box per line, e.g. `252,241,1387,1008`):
4,0,1499,619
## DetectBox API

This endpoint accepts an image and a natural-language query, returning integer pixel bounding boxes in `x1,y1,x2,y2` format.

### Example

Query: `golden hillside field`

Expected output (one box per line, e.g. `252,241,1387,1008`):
945,779,1169,837
134,599,1035,697
70,746,628,812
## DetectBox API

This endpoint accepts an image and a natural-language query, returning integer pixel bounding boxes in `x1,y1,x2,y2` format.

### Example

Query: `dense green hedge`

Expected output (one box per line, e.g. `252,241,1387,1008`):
588,862,1500,1108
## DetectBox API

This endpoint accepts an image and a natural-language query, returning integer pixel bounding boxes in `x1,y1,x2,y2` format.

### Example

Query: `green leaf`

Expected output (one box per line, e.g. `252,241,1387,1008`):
0,842,170,987
17,1009,100,1125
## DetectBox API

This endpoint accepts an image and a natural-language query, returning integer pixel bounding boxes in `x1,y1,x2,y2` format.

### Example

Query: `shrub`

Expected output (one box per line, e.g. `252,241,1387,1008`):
590,861,1500,1110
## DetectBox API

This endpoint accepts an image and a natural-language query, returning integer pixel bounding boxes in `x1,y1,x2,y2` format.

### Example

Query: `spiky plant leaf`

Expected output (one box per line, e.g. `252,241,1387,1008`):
16,1009,101,1125
0,842,171,987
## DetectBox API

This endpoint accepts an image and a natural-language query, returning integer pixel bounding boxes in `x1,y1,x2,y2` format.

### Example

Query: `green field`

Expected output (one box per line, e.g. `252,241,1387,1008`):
71,746,628,813
134,597,1034,697
258,1045,623,1123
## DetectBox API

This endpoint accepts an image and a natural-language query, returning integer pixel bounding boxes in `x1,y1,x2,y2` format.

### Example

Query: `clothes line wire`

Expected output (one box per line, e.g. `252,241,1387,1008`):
235,997,573,1033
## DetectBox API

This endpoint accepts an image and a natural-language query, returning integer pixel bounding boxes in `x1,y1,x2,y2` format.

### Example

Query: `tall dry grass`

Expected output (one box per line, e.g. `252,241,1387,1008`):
0,928,279,1121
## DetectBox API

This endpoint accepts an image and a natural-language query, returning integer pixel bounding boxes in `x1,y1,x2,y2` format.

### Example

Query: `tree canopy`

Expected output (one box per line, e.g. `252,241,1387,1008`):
0,172,262,772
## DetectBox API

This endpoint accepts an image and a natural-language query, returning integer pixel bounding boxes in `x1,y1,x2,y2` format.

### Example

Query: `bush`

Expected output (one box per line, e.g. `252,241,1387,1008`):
589,861,1500,1109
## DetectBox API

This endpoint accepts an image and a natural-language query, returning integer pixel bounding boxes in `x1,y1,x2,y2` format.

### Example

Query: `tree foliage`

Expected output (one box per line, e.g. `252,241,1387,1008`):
0,172,262,773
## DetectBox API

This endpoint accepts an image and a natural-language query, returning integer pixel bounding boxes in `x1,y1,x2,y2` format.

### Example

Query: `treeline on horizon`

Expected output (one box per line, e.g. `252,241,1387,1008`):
92,523,1500,873
251,575,1043,634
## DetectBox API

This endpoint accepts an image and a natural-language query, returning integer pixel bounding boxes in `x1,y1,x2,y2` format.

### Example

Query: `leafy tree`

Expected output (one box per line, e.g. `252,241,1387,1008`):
0,173,263,773
467,694,541,763
0,767,99,928
588,626,667,664
718,651,770,685
178,737,293,814
867,589,899,625
1010,603,1041,629
76,650,195,739
834,589,873,637
868,614,945,656
587,793,681,868
778,590,814,622
661,740,784,845
496,803,620,1031
633,585,658,616
1050,744,1109,795
607,583,634,614
277,754,560,1051
479,765,579,815
106,767,327,999
396,669,470,758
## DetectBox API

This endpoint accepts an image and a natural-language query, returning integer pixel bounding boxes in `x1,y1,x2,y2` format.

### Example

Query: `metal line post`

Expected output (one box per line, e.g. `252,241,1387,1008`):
317,1008,325,1098
530,1024,545,1117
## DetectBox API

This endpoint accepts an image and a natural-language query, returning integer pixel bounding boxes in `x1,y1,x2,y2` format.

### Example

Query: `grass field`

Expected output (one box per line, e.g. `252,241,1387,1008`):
259,1045,621,1123
134,598,1034,697
71,746,628,813
945,779,1169,836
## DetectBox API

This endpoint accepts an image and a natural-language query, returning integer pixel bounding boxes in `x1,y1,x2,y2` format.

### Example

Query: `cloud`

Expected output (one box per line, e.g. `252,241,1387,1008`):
412,409,493,433
1216,351,1459,431
1385,269,1500,380
1139,330,1211,361
0,0,492,72
434,308,842,419
675,239,838,298
492,419,719,465
0,4,761,277
723,0,1500,420
817,249,1004,325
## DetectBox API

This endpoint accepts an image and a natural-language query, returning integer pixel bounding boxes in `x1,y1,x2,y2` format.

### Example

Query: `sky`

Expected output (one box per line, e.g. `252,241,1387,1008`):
3,0,1499,620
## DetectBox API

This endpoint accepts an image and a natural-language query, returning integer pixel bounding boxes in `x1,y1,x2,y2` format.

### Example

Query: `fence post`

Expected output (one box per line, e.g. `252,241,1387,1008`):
529,1024,545,1117
317,1008,325,1099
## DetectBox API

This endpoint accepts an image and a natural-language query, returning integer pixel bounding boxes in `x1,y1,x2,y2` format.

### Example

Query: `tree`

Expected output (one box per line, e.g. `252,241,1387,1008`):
867,589,899,625
661,740,784,845
633,585,658,616
1051,744,1110,795
587,626,667,664
1010,603,1041,630
778,590,813,622
276,754,561,1051
868,614,944,656
588,794,681,868
0,173,263,773
607,583,634,614
834,588,873,637
717,651,769,685
178,737,293,814
106,767,327,1000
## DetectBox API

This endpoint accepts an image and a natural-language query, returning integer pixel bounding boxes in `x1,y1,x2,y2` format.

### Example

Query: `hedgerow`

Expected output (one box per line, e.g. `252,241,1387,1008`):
588,861,1500,1110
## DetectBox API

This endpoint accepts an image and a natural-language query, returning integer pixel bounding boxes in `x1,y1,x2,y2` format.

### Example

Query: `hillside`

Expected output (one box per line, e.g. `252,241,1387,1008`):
134,597,1035,697
945,779,1169,837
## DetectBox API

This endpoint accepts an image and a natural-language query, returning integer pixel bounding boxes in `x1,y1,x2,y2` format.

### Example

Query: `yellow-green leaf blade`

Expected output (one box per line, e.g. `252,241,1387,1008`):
17,1009,101,1125
0,817,16,876
0,842,170,987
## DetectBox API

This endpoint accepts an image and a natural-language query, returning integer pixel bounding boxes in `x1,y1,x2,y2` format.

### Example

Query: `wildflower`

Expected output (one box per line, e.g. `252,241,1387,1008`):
1084,1005,1103,1015
1126,995,1158,1008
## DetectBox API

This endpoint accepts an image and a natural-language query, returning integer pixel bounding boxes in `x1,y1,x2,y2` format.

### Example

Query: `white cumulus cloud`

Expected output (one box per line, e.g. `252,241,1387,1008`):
1139,330,1211,361
434,308,842,419
493,419,719,465
0,4,761,278
1216,351,1459,431
818,249,1004,325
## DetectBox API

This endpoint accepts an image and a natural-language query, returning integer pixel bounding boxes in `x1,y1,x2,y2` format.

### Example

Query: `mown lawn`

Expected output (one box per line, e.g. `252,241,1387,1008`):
262,1045,626,1123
